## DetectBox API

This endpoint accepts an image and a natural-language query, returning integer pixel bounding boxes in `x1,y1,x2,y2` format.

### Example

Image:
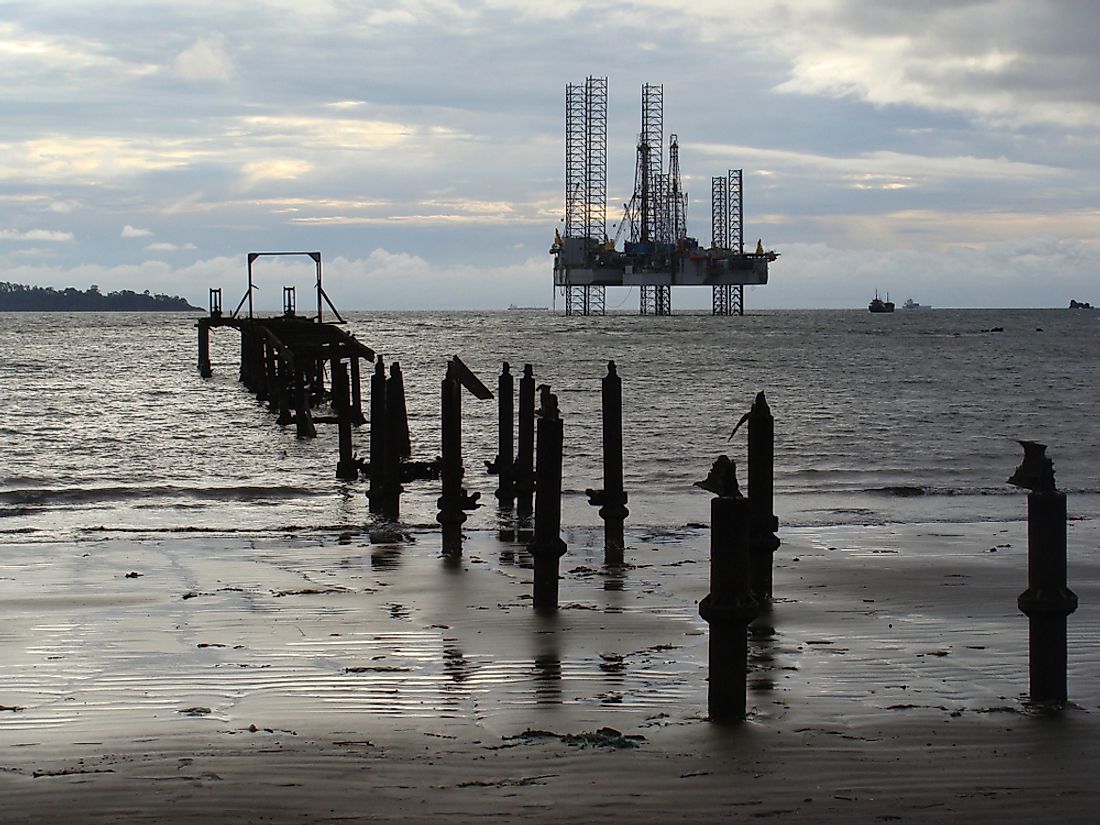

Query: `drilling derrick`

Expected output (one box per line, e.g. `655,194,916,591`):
551,79,776,316
559,76,607,316
711,169,745,316
669,135,688,243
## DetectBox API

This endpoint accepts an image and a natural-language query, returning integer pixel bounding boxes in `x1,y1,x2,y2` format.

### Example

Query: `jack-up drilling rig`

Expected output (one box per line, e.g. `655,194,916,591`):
551,78,778,316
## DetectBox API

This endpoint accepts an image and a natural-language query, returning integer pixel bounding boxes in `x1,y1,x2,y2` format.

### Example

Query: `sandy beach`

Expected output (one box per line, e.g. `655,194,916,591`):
2,517,1098,823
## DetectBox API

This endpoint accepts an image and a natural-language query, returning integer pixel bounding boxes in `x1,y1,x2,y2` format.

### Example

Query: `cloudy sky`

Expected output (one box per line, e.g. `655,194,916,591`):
2,0,1098,309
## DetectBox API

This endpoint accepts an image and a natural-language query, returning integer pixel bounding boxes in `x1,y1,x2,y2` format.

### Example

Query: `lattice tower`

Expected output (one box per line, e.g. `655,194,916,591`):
641,83,665,243
583,76,608,244
711,176,729,248
564,83,586,238
729,169,744,254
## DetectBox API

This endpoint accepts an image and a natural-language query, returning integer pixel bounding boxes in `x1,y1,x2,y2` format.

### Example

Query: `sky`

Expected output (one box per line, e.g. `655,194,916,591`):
1,0,1099,310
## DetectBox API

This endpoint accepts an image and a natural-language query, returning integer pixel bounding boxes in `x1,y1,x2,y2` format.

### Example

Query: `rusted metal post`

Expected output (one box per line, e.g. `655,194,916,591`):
367,358,387,514
333,361,357,481
239,328,250,386
747,392,780,601
515,364,536,520
487,362,516,507
197,319,212,378
1010,442,1078,705
697,458,759,722
437,366,470,555
264,345,280,411
586,360,629,565
529,385,566,613
349,354,365,425
275,356,293,426
294,366,316,439
388,362,411,461
379,362,406,520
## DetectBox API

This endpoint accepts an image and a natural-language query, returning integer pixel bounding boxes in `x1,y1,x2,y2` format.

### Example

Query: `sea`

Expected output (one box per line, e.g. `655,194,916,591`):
2,307,1098,545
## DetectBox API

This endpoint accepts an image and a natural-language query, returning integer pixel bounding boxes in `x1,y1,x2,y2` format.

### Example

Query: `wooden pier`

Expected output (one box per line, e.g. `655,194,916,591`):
197,252,375,447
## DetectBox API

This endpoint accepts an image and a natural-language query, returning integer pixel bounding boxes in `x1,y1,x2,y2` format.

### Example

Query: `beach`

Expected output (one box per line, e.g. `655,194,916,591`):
3,518,1098,823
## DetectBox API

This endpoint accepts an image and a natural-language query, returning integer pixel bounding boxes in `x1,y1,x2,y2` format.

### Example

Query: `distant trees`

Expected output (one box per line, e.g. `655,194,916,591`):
0,281,200,311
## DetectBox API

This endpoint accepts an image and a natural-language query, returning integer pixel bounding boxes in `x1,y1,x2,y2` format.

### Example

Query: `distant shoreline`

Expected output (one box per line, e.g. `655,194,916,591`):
0,281,200,312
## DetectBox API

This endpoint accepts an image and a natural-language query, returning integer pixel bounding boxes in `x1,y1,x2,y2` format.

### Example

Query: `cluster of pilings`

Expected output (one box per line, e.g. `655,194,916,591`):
200,323,1081,721
198,314,373,442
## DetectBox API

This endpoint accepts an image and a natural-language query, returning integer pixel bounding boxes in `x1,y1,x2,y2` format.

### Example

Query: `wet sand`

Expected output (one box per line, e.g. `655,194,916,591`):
2,519,1098,823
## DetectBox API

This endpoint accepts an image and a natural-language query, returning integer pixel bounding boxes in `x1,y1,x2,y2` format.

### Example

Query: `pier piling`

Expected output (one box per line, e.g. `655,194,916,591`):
586,360,629,565
515,364,536,533
529,385,566,613
368,358,387,513
197,319,212,378
379,362,406,520
333,361,357,481
436,357,493,557
1010,442,1078,705
487,362,516,508
697,457,759,721
747,392,780,601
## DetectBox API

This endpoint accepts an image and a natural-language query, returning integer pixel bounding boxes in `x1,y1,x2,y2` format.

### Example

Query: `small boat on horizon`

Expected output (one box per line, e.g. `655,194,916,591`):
902,298,930,310
868,291,895,313
508,303,548,311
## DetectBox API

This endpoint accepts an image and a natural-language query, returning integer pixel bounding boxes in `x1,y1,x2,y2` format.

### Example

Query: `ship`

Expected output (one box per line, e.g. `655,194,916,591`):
868,291,895,313
508,303,548,311
902,298,930,310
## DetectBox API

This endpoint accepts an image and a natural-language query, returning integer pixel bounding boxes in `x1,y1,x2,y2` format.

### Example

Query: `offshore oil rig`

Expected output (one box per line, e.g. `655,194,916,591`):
551,77,778,316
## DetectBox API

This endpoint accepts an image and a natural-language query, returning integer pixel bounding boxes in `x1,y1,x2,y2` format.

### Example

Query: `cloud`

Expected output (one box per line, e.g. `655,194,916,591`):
121,225,152,238
172,36,233,83
754,0,1100,127
145,242,197,252
0,228,73,241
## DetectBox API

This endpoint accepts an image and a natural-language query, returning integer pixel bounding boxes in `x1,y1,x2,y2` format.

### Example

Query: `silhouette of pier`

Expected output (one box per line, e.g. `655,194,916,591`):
197,252,375,451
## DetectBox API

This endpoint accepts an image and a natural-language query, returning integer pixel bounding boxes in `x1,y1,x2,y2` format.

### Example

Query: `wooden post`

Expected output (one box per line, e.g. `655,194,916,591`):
529,385,566,613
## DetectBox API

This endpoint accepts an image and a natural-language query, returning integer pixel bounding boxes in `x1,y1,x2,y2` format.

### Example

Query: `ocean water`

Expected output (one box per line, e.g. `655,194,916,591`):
1,307,1098,544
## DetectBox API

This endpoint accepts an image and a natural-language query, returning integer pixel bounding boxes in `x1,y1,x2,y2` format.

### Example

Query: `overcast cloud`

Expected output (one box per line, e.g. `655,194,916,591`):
1,0,1098,309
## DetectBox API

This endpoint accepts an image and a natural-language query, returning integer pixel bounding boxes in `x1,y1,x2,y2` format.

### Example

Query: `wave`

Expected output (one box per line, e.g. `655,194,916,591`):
0,484,323,507
785,484,1015,498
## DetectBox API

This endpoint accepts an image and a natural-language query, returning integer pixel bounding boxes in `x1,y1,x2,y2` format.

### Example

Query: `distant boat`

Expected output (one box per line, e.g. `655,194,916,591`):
1068,299,1093,309
868,291,895,313
508,303,548,311
902,298,930,310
